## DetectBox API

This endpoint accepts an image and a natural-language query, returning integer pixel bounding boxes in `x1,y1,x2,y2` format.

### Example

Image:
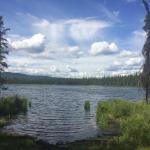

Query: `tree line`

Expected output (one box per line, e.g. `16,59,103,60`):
2,72,141,87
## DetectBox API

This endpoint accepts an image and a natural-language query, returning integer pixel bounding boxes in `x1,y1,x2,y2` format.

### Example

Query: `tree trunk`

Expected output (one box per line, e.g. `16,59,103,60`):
146,84,149,104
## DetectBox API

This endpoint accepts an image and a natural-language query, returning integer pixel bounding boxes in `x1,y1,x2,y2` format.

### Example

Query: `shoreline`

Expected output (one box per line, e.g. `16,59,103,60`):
0,117,117,150
0,131,116,150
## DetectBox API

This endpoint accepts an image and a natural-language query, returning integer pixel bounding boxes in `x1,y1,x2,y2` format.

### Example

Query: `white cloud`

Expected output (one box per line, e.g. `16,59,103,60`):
33,19,65,43
69,19,111,41
61,46,79,53
66,65,78,73
33,18,111,42
119,50,140,58
10,33,45,53
7,67,46,75
125,57,143,66
34,19,50,28
31,45,84,59
106,55,143,74
60,45,84,57
90,41,119,55
116,56,143,67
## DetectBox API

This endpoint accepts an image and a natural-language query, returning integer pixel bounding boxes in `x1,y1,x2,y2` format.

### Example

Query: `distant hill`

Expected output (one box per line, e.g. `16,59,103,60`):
2,72,54,84
2,72,141,86
2,72,50,80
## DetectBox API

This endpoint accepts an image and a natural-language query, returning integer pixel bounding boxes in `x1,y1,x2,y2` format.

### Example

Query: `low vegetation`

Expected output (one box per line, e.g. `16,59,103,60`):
0,95,31,128
96,99,150,149
0,95,29,116
84,101,90,110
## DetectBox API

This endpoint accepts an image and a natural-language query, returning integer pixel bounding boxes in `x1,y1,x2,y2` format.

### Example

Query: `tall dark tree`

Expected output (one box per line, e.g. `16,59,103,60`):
142,0,150,103
0,16,10,91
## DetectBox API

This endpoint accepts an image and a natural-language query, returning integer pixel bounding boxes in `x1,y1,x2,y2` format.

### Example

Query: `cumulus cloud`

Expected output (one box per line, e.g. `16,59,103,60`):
10,33,45,53
90,41,119,55
106,56,143,73
28,44,84,60
125,57,143,66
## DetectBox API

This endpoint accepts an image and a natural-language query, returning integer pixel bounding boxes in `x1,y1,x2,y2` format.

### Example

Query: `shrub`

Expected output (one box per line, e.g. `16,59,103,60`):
96,99,150,147
84,101,90,110
0,95,30,116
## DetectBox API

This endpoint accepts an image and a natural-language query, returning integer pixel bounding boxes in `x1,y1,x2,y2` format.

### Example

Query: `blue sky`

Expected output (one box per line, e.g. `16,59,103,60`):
0,0,147,77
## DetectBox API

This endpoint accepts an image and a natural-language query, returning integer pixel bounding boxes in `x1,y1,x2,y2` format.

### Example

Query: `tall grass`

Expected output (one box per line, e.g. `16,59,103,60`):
84,101,90,110
0,95,30,116
96,99,150,148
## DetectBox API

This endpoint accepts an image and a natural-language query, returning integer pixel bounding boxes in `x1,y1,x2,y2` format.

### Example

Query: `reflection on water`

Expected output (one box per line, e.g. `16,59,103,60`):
1,84,144,144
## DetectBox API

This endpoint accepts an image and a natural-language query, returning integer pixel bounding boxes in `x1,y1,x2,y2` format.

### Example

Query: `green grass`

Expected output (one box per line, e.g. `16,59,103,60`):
84,101,90,110
0,95,30,116
137,147,150,150
0,132,68,150
96,99,150,149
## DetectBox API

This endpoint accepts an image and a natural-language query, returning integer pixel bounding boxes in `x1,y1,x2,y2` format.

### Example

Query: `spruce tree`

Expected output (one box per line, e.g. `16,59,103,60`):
142,0,150,103
0,16,10,91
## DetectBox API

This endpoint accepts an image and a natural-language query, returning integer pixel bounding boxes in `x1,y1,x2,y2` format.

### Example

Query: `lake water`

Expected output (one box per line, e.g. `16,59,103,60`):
1,84,144,144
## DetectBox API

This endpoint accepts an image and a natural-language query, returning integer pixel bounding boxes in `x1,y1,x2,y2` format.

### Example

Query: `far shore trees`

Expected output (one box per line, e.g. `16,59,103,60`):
0,16,10,92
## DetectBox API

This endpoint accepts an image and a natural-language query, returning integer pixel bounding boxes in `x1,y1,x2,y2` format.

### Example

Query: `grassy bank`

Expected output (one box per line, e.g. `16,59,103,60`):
96,99,150,150
0,95,40,150
0,95,31,128
59,100,150,150
0,95,30,116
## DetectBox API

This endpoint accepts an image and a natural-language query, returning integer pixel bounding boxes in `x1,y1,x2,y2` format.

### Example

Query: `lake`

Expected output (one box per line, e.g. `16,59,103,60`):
1,84,144,144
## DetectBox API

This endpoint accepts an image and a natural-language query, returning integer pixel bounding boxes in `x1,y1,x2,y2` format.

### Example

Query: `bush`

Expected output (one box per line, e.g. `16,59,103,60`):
0,95,30,116
84,101,90,110
96,99,150,147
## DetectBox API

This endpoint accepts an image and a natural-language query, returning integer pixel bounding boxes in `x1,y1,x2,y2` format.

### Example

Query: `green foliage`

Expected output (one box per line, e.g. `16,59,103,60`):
0,16,10,87
84,101,90,110
137,147,150,150
0,117,8,127
0,133,45,150
0,95,30,116
96,100,150,148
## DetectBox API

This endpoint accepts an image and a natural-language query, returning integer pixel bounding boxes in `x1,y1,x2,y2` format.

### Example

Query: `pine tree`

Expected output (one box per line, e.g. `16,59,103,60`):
142,0,150,103
0,16,10,90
